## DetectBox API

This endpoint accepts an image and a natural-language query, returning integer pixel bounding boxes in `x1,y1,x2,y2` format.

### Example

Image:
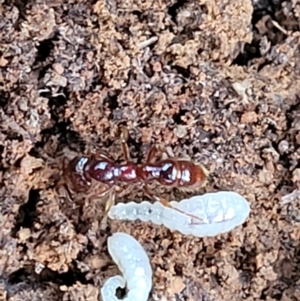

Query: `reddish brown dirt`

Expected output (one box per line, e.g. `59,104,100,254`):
1,0,300,300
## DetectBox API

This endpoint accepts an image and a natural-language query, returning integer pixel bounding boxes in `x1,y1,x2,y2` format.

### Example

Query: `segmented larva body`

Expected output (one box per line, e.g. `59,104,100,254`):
101,232,152,301
108,191,250,237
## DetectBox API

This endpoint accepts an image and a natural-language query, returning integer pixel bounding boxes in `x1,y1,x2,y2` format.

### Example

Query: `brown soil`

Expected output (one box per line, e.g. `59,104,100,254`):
1,0,300,300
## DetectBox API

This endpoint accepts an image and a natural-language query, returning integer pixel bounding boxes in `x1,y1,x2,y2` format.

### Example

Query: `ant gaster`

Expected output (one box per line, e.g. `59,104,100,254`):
62,130,209,221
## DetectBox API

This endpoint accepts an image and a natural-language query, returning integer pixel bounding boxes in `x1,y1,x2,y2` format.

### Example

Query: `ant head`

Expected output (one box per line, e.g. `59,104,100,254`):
63,156,92,193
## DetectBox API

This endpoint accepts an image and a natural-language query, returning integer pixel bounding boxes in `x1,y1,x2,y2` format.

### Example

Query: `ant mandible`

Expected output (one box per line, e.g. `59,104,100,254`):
62,129,209,222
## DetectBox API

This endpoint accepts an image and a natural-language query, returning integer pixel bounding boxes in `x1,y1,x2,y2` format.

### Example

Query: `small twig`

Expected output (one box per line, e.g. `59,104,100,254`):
272,20,288,35
137,36,158,49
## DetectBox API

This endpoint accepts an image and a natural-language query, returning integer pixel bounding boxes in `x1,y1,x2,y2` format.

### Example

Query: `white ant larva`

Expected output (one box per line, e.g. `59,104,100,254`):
108,191,250,237
100,232,153,301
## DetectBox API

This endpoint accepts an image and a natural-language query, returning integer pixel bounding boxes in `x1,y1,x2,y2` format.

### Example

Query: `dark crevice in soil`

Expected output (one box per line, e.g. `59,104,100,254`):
232,0,290,66
231,41,261,66
36,38,56,63
0,144,4,159
32,34,59,76
4,0,34,24
4,130,24,142
173,109,189,125
32,34,59,87
0,90,10,109
73,217,93,235
132,10,142,18
41,264,91,286
257,60,273,72
125,135,144,163
36,64,52,82
174,263,183,276
234,246,257,272
142,65,154,78
252,8,276,25
103,90,120,111
273,179,293,194
167,0,188,24
271,141,292,170
171,65,190,79
28,85,86,155
36,90,87,153
8,262,90,287
90,76,105,91
48,93,69,121
12,189,40,237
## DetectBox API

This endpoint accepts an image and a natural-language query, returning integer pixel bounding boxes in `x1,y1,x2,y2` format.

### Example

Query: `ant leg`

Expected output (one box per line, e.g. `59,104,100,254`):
92,151,112,162
104,188,116,215
120,128,131,162
143,185,204,224
86,184,115,204
100,187,116,229
156,145,174,158
146,145,159,163
146,145,173,164
85,184,116,228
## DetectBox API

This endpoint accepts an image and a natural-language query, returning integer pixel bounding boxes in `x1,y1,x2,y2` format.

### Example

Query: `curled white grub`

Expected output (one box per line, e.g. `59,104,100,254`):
100,232,152,301
108,191,250,237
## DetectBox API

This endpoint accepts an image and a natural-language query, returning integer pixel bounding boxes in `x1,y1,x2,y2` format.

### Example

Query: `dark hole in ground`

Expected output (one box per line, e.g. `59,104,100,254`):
252,8,275,25
12,189,40,237
214,240,223,250
132,10,142,18
35,37,56,63
172,65,190,79
173,109,189,125
125,134,144,163
167,0,188,24
36,89,87,153
260,285,283,300
4,0,34,24
90,75,105,91
0,144,4,159
0,90,10,109
271,141,292,170
232,42,261,67
28,120,86,156
8,262,90,287
103,90,120,111
37,64,52,82
48,92,69,120
40,264,90,286
4,131,24,142
143,64,154,78
73,218,93,236
174,263,183,276
274,179,293,194
8,268,31,285
257,60,274,72
33,34,59,81
234,246,257,272
232,0,291,67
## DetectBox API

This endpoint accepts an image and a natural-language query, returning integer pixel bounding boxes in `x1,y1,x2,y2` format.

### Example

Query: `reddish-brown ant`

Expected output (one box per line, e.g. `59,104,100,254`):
61,130,209,221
